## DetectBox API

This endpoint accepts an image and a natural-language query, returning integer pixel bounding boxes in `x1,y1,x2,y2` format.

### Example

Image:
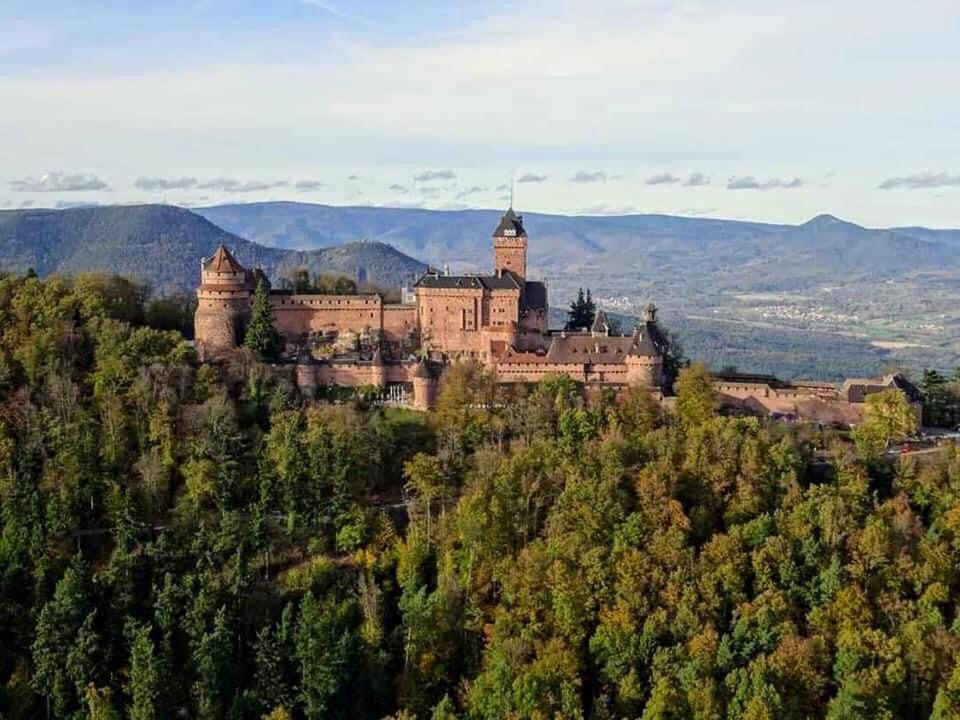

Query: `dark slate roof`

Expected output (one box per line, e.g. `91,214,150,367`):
492,207,526,238
522,281,547,311
414,272,484,289
414,270,521,291
545,335,635,363
630,321,666,357
591,309,610,335
480,272,522,290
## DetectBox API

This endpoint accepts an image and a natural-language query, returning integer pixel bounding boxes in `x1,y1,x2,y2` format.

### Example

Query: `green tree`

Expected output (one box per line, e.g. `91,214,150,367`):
851,388,919,460
31,558,93,719
566,287,596,330
295,593,355,720
675,362,718,428
126,620,162,720
244,278,280,360
85,685,121,720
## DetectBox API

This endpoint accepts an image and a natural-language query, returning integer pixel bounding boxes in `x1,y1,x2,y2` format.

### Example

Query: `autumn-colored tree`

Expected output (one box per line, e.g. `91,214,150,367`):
675,362,718,428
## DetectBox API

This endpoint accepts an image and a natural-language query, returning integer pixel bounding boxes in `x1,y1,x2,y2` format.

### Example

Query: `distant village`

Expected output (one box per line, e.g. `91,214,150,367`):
195,208,919,422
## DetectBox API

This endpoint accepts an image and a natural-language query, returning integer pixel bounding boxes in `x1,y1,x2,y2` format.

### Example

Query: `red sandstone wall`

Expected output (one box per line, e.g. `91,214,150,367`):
382,304,418,344
417,287,486,356
493,238,527,278
488,290,520,327
270,294,383,339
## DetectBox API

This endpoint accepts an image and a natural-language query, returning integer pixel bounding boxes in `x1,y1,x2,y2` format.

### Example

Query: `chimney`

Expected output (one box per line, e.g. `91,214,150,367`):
444,263,450,276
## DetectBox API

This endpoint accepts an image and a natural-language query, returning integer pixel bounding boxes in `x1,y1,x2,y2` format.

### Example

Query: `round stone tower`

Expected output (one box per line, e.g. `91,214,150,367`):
412,357,437,411
194,245,255,360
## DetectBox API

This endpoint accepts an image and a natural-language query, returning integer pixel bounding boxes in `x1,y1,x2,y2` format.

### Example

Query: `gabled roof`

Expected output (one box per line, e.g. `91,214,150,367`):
492,207,526,238
414,272,484,290
414,270,521,291
204,245,247,273
480,272,522,290
591,310,611,335
545,335,635,363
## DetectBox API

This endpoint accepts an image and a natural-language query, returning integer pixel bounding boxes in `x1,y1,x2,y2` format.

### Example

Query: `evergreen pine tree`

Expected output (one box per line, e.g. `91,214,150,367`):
566,288,597,330
244,278,280,360
584,289,596,328
126,619,161,720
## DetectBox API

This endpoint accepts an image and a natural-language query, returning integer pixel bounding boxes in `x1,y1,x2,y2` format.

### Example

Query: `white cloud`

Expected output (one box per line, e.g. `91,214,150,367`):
456,185,487,198
572,170,606,183
295,180,324,191
134,176,198,191
878,172,960,190
517,173,547,183
10,172,110,192
646,172,681,185
197,178,288,193
684,172,710,187
727,176,803,190
413,169,456,182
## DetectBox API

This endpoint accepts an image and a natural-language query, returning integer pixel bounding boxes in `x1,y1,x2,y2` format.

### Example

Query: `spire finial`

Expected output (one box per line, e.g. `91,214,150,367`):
509,172,514,210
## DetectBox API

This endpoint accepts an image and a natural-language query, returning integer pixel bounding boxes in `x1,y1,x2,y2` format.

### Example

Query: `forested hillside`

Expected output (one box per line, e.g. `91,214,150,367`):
1,270,960,719
0,205,425,294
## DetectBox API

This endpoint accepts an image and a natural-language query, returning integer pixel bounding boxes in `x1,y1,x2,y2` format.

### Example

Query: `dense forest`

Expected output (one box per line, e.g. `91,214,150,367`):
1,271,960,720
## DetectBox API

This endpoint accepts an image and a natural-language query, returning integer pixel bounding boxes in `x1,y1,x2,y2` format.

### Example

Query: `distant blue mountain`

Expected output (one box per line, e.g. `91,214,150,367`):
197,202,960,286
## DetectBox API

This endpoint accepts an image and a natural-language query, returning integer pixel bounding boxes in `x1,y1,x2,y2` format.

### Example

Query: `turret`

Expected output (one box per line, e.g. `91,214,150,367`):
492,207,527,279
194,245,255,360
370,348,387,387
412,357,437,411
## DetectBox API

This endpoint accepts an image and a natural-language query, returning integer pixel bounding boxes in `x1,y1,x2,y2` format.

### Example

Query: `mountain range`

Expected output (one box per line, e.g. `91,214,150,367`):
1,201,958,379
197,202,960,288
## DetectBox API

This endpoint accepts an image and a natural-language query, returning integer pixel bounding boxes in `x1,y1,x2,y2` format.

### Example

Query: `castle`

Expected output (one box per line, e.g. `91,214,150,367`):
195,207,919,421
195,208,666,409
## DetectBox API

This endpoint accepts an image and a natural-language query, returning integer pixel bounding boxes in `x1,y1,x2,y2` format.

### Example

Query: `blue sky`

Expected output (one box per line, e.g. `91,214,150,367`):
2,0,960,226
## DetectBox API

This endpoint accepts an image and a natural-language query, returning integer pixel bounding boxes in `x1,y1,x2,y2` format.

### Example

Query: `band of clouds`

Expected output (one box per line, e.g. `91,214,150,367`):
517,173,547,183
10,172,111,192
878,172,960,190
727,176,803,190
133,176,322,193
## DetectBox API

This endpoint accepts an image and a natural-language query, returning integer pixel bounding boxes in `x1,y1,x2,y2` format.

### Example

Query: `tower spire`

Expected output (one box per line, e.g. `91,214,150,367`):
509,171,515,209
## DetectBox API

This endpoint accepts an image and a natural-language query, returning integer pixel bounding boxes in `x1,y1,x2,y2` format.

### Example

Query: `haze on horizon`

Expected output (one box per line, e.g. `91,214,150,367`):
1,0,959,228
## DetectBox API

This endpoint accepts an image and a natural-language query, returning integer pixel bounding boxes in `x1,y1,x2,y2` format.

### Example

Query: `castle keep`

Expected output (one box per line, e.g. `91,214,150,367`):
195,208,666,408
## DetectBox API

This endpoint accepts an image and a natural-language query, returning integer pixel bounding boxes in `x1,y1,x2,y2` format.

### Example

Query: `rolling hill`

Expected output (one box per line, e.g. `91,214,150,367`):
0,204,426,294
196,202,960,286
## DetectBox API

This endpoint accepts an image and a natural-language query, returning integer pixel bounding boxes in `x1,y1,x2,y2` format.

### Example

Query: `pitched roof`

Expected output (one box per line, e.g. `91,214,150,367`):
204,245,247,274
480,272,522,290
545,335,636,363
414,270,521,291
842,373,922,404
492,207,526,238
631,321,667,357
414,272,484,290
591,309,610,335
